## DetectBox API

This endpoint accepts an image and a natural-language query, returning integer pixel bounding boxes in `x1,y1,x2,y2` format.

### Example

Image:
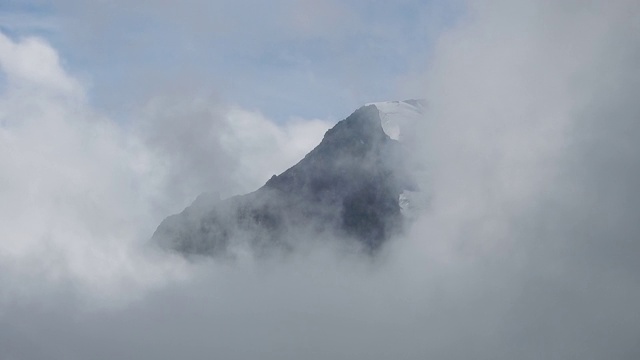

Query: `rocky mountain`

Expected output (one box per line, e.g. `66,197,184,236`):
152,100,424,256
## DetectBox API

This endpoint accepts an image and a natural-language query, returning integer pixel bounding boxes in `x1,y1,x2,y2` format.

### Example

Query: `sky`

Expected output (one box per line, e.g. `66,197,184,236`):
1,1,640,359
0,0,458,120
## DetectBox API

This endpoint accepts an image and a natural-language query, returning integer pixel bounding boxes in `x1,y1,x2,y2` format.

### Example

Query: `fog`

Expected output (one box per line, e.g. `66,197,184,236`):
1,0,640,359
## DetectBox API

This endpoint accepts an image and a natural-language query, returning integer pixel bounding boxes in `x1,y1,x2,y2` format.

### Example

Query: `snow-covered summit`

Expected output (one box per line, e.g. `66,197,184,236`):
367,99,425,141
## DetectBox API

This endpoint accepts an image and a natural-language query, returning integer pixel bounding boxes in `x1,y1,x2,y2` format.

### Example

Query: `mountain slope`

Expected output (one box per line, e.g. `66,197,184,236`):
152,101,422,256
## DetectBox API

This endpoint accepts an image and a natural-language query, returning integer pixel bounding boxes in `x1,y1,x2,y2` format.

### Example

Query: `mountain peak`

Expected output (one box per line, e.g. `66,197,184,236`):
152,101,420,257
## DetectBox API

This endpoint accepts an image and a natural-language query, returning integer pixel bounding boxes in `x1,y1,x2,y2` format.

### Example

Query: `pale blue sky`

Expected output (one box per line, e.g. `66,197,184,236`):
0,0,462,121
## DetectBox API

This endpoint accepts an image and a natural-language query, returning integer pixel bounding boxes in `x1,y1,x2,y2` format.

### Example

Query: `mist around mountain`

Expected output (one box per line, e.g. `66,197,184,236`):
152,102,423,257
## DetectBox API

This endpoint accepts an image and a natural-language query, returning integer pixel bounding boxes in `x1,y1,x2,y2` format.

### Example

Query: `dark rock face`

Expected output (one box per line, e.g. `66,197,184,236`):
152,105,415,256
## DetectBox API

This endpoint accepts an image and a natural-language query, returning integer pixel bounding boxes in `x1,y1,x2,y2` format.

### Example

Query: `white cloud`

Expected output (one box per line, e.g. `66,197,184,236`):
0,31,332,305
0,32,180,303
137,92,333,201
0,32,81,96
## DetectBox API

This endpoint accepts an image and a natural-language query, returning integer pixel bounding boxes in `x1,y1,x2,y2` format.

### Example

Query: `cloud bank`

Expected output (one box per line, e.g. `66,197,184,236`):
1,0,640,359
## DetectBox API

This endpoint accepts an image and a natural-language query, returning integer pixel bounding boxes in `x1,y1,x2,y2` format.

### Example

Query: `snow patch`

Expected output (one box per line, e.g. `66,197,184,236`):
365,100,428,219
367,100,425,141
